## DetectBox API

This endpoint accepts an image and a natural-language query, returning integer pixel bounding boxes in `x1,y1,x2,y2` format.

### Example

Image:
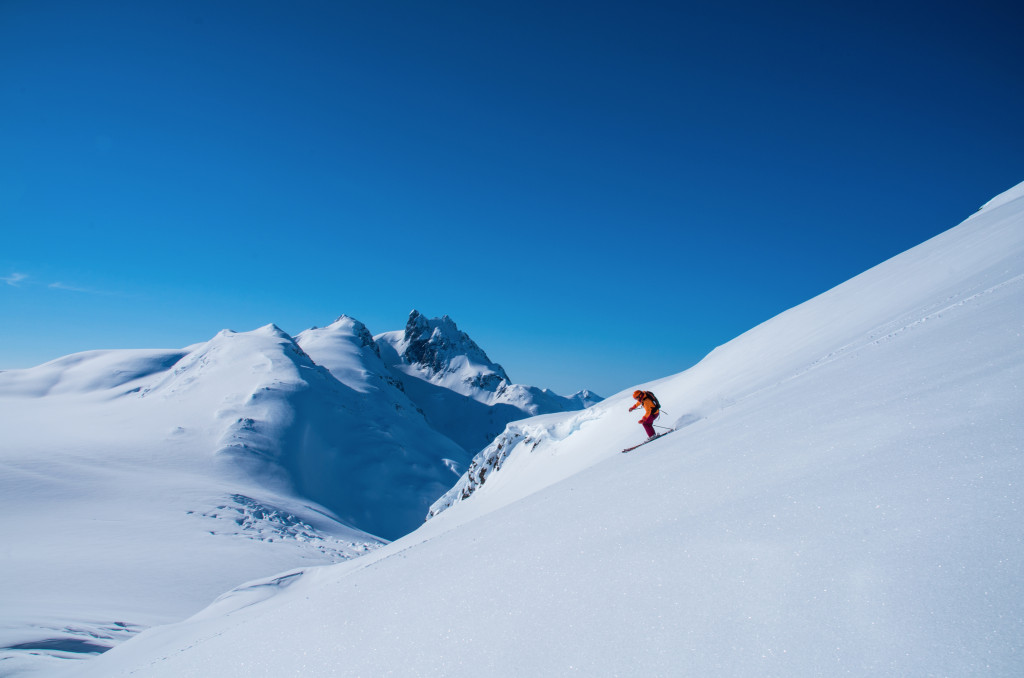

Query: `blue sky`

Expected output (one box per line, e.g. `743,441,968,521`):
2,0,1021,397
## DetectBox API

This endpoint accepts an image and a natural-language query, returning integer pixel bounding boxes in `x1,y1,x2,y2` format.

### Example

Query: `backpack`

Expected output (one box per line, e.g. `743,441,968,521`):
643,391,660,412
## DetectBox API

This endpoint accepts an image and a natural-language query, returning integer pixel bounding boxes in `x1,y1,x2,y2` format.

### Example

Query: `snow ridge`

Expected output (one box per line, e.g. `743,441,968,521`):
427,406,608,517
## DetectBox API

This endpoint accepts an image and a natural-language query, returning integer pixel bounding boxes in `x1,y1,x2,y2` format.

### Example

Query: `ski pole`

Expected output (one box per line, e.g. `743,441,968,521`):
652,424,673,431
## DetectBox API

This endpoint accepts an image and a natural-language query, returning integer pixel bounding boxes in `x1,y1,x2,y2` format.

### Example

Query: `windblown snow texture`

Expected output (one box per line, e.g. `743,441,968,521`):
67,183,1024,678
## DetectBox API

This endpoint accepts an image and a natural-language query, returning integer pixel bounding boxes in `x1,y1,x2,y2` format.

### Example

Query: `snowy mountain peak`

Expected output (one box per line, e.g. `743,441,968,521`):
399,310,510,390
325,315,381,356
253,323,292,339
369,311,601,454
570,389,603,408
295,317,403,396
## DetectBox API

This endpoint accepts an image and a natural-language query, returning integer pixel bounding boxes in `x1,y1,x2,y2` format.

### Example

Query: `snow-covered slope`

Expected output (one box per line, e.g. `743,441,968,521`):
430,179,1024,520
0,312,596,676
68,181,1024,677
377,310,603,452
0,326,388,676
294,315,404,396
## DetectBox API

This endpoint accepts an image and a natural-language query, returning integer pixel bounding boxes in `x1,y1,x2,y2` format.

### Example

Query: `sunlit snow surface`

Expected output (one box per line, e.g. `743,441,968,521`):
58,182,1024,677
0,326,390,676
0,311,595,676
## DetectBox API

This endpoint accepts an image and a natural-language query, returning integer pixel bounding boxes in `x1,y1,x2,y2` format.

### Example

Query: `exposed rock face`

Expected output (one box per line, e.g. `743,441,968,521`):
372,311,603,455
401,311,510,388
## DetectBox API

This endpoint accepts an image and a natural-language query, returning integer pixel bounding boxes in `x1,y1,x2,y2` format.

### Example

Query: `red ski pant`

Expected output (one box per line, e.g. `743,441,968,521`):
639,411,659,437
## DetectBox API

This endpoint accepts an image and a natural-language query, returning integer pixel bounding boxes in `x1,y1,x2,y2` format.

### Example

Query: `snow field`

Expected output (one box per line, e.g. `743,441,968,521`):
1,308,596,675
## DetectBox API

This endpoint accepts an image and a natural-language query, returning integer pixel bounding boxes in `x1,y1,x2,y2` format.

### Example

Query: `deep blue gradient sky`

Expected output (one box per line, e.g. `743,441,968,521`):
2,1,1022,397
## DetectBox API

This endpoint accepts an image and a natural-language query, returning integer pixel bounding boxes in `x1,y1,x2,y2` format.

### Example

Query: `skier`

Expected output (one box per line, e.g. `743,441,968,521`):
629,390,661,439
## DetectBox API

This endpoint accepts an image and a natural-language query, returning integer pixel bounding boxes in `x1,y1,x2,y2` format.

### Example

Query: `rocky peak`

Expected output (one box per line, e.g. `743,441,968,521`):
401,311,510,386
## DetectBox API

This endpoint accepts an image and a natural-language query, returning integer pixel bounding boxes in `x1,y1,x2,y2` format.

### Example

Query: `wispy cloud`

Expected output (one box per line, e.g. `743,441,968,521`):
3,272,127,297
49,281,108,295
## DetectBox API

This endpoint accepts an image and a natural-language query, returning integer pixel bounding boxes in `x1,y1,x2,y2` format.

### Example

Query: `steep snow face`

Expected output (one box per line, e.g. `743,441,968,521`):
195,326,465,541
432,180,1024,520
376,310,603,453
294,315,400,395
292,315,474,513
70,182,1024,678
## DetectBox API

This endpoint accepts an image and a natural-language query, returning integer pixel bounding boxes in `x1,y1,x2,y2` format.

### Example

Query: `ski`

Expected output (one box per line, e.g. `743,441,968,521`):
621,429,675,453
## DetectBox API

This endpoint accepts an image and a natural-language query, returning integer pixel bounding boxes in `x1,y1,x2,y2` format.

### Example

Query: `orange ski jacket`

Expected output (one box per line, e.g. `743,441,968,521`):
629,391,659,417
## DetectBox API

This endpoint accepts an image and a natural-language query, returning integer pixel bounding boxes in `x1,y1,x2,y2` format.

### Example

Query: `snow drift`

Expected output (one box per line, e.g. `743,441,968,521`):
66,181,1024,677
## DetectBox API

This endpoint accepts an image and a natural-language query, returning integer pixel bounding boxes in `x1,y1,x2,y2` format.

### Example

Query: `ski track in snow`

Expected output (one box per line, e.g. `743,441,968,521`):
793,272,1024,382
